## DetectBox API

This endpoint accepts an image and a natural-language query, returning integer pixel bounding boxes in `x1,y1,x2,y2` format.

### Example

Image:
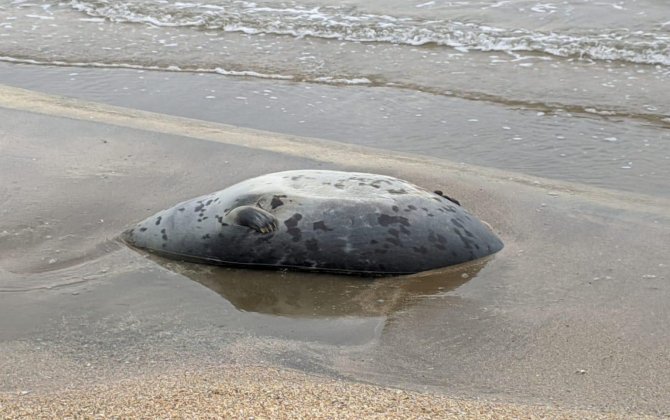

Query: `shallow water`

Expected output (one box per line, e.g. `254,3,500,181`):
2,0,669,127
1,62,668,197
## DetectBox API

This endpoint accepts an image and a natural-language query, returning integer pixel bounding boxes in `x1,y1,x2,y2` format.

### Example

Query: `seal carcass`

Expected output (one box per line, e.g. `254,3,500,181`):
122,170,503,275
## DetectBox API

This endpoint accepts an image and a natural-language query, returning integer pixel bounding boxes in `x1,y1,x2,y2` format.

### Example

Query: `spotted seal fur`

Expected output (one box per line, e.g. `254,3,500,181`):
122,170,503,275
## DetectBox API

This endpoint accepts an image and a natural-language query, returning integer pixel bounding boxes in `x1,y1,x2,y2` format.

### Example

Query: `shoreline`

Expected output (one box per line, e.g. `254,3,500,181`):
1,83,668,217
1,62,668,199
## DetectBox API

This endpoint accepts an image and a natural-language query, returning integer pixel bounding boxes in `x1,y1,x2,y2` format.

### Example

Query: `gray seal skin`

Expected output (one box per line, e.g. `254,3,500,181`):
122,170,503,275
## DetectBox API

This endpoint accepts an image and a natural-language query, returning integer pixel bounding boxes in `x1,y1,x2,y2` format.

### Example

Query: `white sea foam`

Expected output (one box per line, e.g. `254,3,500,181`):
313,76,372,85
25,14,55,20
213,67,294,80
67,0,670,65
0,55,294,79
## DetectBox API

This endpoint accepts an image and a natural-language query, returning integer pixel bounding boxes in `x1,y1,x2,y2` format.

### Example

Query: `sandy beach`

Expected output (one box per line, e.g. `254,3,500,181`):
1,85,669,418
0,365,652,419
2,0,669,415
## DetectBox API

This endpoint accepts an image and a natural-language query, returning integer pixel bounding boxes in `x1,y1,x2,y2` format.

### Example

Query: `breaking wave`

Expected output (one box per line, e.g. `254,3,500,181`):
69,0,670,65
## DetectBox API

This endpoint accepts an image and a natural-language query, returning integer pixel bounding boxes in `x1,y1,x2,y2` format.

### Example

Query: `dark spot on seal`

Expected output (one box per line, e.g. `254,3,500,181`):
215,215,229,226
313,221,334,232
288,229,302,242
194,204,205,212
378,214,410,227
334,183,345,189
387,188,407,195
386,237,402,246
413,246,428,254
155,216,162,225
305,238,319,252
271,195,287,209
178,208,185,212
202,234,211,239
161,228,168,241
139,227,147,232
392,205,399,212
284,213,303,242
453,228,473,249
254,235,273,245
284,213,303,228
369,239,378,244
206,199,213,206
388,228,400,238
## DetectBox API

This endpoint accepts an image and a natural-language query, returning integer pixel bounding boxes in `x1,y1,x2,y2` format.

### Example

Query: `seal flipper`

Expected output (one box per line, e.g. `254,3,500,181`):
434,190,461,206
227,205,278,234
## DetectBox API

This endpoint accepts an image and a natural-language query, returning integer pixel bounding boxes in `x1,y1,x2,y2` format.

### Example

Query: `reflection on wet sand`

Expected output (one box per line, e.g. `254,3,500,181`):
150,255,492,319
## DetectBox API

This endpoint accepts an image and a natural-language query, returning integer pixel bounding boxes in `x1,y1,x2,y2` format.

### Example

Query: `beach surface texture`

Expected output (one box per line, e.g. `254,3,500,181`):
1,86,669,418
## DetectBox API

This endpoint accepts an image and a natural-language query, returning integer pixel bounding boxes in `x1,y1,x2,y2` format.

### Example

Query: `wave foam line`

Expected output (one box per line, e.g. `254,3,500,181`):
2,54,669,130
0,56,296,80
68,0,670,66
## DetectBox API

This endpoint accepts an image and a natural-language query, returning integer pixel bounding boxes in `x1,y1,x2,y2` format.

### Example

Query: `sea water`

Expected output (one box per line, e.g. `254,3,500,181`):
0,0,668,195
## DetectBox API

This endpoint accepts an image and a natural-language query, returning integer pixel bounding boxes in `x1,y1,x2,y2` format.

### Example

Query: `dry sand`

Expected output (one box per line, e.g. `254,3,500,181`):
0,365,649,419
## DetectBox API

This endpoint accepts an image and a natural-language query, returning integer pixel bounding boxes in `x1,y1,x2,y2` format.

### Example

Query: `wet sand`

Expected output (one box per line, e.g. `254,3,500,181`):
1,85,669,417
1,62,668,198
0,366,650,419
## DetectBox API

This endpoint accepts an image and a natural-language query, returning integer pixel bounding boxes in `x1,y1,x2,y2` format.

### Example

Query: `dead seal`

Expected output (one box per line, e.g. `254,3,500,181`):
122,170,503,275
